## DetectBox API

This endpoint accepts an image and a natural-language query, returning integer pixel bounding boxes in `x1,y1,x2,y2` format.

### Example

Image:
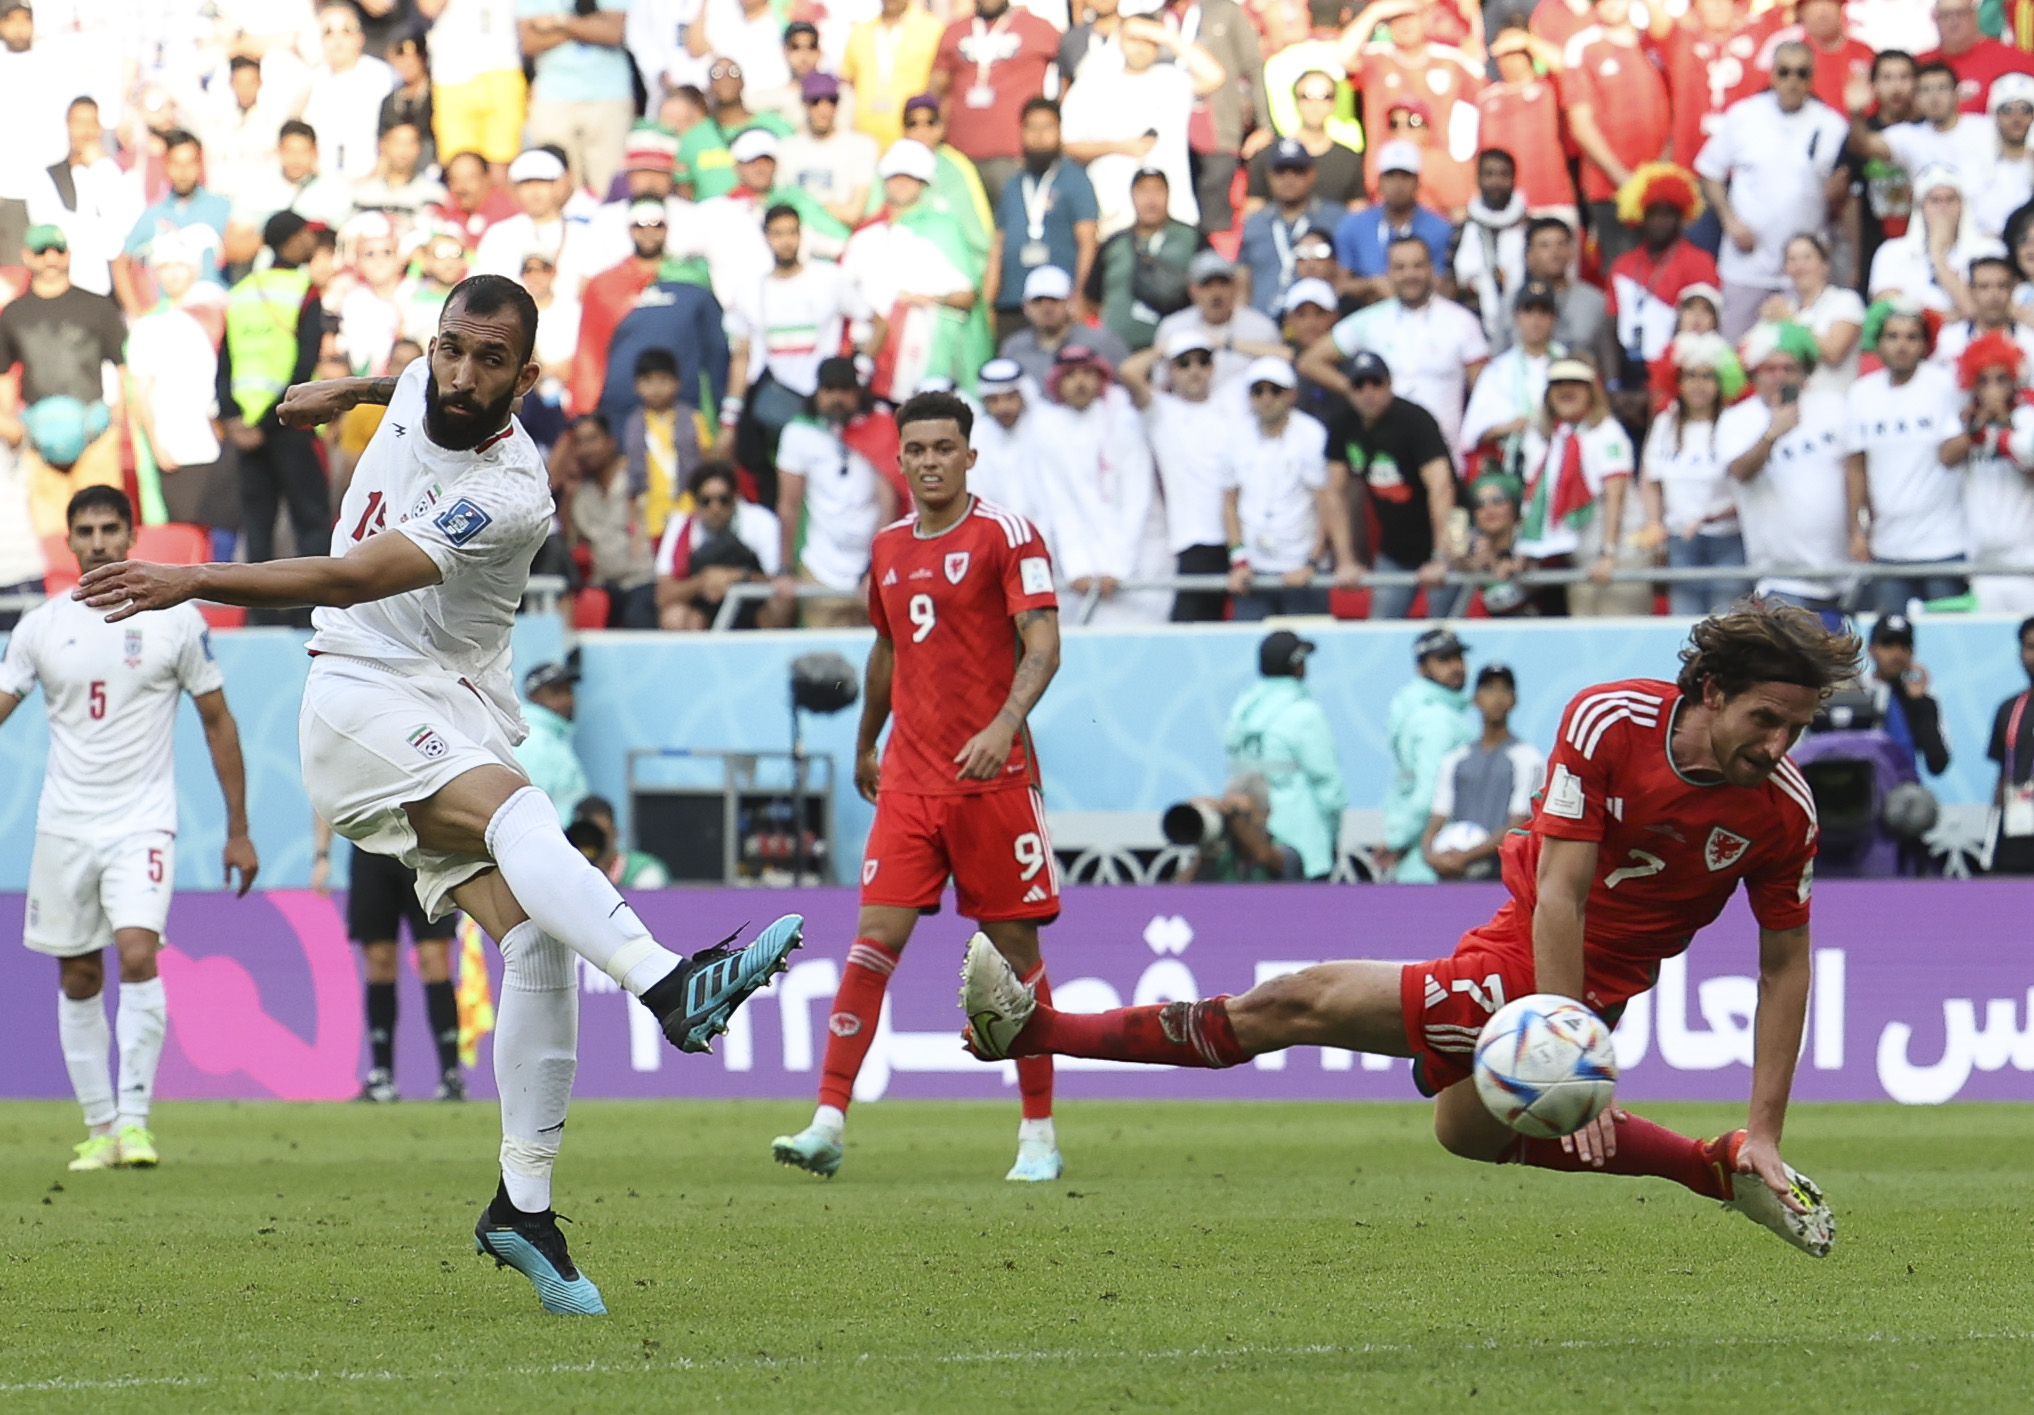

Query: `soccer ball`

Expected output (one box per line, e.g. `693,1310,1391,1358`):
1472,994,1618,1139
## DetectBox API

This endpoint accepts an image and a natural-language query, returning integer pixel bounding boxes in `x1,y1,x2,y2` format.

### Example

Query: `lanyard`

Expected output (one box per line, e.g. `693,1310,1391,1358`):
1268,209,1312,290
1020,163,1057,241
2009,691,2031,784
969,12,1012,88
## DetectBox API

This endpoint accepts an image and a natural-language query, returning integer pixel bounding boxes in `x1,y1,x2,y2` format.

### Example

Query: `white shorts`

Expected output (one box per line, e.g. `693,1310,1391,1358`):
299,654,524,922
24,830,176,957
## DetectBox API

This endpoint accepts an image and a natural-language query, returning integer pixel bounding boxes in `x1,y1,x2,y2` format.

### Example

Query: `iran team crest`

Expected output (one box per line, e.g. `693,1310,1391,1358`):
1704,827,1751,872
944,552,970,584
123,628,143,668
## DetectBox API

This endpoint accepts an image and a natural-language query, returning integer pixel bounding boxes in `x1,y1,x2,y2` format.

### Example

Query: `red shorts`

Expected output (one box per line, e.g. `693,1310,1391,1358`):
859,786,1060,923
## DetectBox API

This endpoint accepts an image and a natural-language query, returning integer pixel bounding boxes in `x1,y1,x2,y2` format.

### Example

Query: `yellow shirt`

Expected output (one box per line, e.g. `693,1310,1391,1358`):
338,404,385,457
840,9,945,148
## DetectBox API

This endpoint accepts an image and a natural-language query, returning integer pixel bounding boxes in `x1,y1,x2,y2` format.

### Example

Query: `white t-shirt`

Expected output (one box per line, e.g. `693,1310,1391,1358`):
1931,317,2034,371
474,212,602,298
306,359,555,738
1715,389,1851,599
1968,404,2034,566
1843,364,1970,562
1331,296,1490,466
1642,412,1737,537
1150,306,1286,399
968,409,1042,527
1144,391,1236,552
776,129,880,212
0,441,45,587
1868,233,2006,313
1693,93,1847,289
840,215,973,317
700,0,793,93
1880,116,1996,191
1516,417,1635,560
339,284,405,377
726,261,870,397
0,596,222,841
1221,411,1328,574
653,501,783,576
126,307,222,468
1459,345,1550,457
1797,283,1865,398
301,58,398,182
777,417,884,589
1058,62,1199,238
24,157,142,299
627,0,711,102
535,293,582,373
430,0,523,85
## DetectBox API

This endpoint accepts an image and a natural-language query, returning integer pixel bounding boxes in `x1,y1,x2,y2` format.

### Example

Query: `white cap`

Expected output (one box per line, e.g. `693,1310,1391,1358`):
729,128,778,164
1243,355,1297,390
1376,139,1422,176
1165,327,1215,359
148,229,198,270
1022,265,1073,302
1281,277,1338,314
978,357,1024,394
1991,71,2034,112
508,149,567,183
877,138,937,184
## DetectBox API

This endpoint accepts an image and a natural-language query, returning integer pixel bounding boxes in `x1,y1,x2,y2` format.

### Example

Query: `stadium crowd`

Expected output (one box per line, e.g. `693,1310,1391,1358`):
1,0,2034,629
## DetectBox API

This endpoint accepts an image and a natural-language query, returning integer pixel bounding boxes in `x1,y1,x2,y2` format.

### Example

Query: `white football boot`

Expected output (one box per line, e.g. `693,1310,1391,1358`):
958,933,1037,1062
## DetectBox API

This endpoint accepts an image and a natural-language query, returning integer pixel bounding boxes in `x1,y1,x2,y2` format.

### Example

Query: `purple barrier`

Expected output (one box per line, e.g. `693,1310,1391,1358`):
1,884,2030,1106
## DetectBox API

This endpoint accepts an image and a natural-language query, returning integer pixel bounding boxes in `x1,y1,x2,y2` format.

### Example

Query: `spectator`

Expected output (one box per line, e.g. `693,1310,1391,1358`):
428,0,528,172
1497,217,1615,372
332,339,425,509
1460,472,1532,614
1843,306,1972,612
841,139,983,398
1060,15,1215,238
1121,329,1234,621
1260,0,1361,144
627,0,708,111
432,148,522,245
514,660,590,824
1759,233,1866,396
1475,33,1576,222
654,460,791,629
1083,167,1202,352
1236,139,1341,318
691,0,794,120
0,225,127,537
566,412,660,628
1676,282,1724,337
571,199,676,423
1030,343,1170,625
842,0,945,148
1377,626,1474,881
525,247,586,430
1159,0,1270,237
706,57,792,142
965,357,1043,522
1340,0,1482,217
302,3,395,183
1960,330,2034,612
129,235,235,552
1870,167,2000,316
1843,61,1987,216
1718,320,1853,614
1864,612,1954,776
475,148,596,294
1223,629,1346,880
774,356,897,627
1001,263,1127,389
898,96,995,268
1657,0,1780,173
1302,235,1489,465
1461,278,1558,481
349,120,447,223
1281,277,1344,425
1322,350,1460,618
1985,616,2034,873
1415,662,1545,882
929,0,1060,206
986,98,1099,338
581,127,681,274
1605,165,1719,366
1850,50,1921,289
568,800,673,887
1332,141,1452,296
25,97,142,302
170,58,293,232
1759,0,1875,114
688,131,795,306
1221,358,1330,619
1641,331,1751,615
666,86,738,200
779,74,879,231
114,130,230,315
777,23,836,124
594,258,727,432
220,213,327,572
1245,69,1366,217
1937,256,2034,371
1695,42,1850,340
624,347,703,540
1516,358,1642,616
1455,149,1529,346
1922,0,2034,113
380,34,437,172
1153,250,1288,396
335,214,409,376
0,0,81,266
1558,0,1673,271
516,0,633,194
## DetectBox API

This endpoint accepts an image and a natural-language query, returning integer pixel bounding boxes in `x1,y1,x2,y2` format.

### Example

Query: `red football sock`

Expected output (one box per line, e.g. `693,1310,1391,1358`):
1505,1112,1733,1200
816,938,901,1112
1015,966,1054,1120
1014,996,1246,1068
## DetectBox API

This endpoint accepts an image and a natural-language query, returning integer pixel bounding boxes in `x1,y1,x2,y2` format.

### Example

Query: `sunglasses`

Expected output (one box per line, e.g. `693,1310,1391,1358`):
787,37,819,49
322,22,359,36
1351,375,1386,389
1388,112,1427,129
1296,88,1335,103
1248,382,1289,397
710,62,743,79
1474,494,1512,509
1172,351,1213,368
905,113,939,127
1774,65,1812,78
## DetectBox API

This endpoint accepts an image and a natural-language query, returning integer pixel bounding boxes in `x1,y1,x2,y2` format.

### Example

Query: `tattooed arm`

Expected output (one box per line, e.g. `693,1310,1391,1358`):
953,607,1061,781
274,376,403,429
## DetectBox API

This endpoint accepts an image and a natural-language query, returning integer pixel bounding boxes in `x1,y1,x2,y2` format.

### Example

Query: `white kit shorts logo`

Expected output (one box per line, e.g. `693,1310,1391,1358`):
407,726,450,760
433,497,492,546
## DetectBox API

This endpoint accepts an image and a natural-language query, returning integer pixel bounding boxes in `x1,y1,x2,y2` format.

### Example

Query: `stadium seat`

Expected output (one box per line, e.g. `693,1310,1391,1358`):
572,587,611,630
40,536,77,594
135,524,210,565
198,603,247,629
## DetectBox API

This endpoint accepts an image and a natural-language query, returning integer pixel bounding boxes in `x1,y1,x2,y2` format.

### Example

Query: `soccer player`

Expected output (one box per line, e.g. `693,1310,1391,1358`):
963,601,1853,1256
326,833,466,1104
75,275,804,1316
0,487,259,1171
771,389,1065,1182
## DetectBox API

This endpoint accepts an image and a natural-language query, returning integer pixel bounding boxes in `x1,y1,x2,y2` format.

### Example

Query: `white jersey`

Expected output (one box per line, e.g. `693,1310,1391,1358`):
0,595,222,842
306,359,554,739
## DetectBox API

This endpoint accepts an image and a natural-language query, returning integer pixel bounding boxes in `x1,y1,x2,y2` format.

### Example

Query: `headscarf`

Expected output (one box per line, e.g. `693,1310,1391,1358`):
1739,320,1821,373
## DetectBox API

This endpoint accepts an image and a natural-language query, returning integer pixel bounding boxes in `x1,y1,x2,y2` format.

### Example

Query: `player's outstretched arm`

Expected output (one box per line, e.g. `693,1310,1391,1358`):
73,531,443,622
954,607,1060,781
854,636,896,803
194,689,259,897
1742,923,1813,1211
274,375,401,429
1530,836,1596,1002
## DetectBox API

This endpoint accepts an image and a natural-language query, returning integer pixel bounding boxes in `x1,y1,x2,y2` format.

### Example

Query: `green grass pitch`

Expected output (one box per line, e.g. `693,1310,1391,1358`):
4,1099,2032,1413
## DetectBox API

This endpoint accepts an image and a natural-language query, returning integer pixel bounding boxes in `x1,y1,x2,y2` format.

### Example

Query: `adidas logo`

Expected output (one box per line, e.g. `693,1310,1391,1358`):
1423,974,1447,1009
1022,884,1049,903
881,569,898,585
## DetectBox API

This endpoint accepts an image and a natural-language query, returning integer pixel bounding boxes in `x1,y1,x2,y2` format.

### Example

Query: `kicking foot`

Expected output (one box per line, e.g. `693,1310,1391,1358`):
771,1125,843,1178
357,1069,398,1103
1716,1130,1833,1258
640,914,804,1054
68,1134,121,1171
1005,1137,1062,1183
958,933,1035,1061
116,1124,159,1168
435,1070,466,1102
475,1204,607,1315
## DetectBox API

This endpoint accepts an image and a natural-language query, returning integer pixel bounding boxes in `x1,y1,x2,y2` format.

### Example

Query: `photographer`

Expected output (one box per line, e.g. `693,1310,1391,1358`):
1862,614,1951,777
1214,630,1347,880
1168,775,1298,882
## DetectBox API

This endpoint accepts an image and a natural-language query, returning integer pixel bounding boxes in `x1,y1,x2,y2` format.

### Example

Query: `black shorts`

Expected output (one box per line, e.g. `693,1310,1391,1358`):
345,845,456,946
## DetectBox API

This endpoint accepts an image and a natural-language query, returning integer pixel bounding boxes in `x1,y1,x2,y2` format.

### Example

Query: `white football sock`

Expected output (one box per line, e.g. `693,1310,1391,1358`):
116,978,168,1128
495,921,578,1213
57,990,116,1131
1018,1117,1057,1150
484,786,683,996
810,1103,845,1142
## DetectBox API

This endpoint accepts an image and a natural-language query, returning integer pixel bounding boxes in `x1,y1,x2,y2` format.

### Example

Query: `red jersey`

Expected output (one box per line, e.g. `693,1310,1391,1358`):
1921,37,2034,112
1755,26,1876,114
1559,29,1673,202
1495,679,1818,1004
1358,42,1484,213
1476,77,1576,209
1606,239,1720,361
1529,0,1594,54
867,498,1058,796
933,9,1061,162
1658,12,1781,164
